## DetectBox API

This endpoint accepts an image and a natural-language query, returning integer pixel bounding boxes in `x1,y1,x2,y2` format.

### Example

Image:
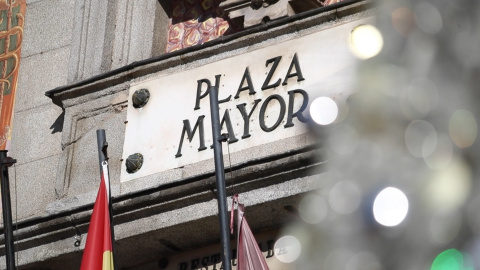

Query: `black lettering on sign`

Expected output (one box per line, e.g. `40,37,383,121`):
232,248,237,266
217,74,232,105
282,53,305,85
259,94,286,132
176,240,275,269
236,99,261,139
175,115,207,158
211,254,221,270
234,67,256,99
220,109,239,144
284,89,309,128
191,258,200,270
266,240,275,258
194,79,211,110
178,52,309,159
179,262,188,270
210,109,239,149
201,256,210,269
261,56,282,90
195,75,228,110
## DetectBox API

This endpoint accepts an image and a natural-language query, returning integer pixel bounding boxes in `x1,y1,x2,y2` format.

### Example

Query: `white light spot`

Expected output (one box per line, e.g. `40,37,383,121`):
373,187,409,227
329,181,361,215
274,235,302,263
298,194,328,224
310,97,338,125
349,24,384,59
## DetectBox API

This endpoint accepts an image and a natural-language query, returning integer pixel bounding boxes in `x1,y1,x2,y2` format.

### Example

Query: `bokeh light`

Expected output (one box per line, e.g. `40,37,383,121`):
329,181,361,215
424,134,453,170
399,77,438,120
349,24,384,59
274,235,302,263
391,7,416,37
414,2,443,34
405,120,437,158
449,110,477,148
431,249,467,270
356,140,383,168
310,97,338,125
280,1,480,269
467,195,480,235
373,187,409,227
346,251,382,270
425,157,471,211
324,248,354,270
328,124,359,155
298,194,328,224
429,210,462,245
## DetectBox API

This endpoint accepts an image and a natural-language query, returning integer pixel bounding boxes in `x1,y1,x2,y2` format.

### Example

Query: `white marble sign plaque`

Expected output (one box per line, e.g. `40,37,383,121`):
121,18,372,182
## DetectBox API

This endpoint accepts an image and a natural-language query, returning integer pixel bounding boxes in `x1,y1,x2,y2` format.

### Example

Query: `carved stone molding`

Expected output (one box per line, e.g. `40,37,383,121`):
220,0,294,28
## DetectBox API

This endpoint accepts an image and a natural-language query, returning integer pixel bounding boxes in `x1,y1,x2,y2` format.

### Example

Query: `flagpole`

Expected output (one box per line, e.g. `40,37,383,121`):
0,150,16,270
96,129,117,270
208,86,233,270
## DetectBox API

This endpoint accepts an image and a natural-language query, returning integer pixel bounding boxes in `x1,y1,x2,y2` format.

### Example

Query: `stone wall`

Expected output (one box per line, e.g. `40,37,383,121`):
1,0,372,268
10,0,169,221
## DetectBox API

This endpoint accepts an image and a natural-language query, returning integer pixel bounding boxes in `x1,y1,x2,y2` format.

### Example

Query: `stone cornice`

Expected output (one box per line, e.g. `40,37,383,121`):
221,0,294,28
45,0,371,110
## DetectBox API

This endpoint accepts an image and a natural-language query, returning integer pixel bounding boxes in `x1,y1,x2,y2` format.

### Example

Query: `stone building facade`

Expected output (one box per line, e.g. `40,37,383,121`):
1,0,374,269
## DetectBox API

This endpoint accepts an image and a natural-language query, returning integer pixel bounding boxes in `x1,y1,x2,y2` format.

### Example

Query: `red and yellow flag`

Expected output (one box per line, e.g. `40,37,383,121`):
80,172,114,270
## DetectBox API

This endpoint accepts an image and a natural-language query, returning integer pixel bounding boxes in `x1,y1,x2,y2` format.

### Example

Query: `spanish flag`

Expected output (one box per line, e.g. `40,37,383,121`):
80,163,114,270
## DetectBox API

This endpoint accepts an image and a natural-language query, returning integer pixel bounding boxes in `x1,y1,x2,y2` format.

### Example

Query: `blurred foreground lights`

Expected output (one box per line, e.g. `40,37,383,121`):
399,78,439,120
310,97,338,125
426,158,471,211
429,210,462,245
449,110,477,149
373,187,409,227
328,124,359,155
405,120,437,158
346,252,382,270
329,181,361,215
274,236,301,263
298,194,328,224
424,134,453,170
431,249,473,270
467,195,480,235
349,24,383,59
391,7,415,37
324,248,354,270
414,2,443,35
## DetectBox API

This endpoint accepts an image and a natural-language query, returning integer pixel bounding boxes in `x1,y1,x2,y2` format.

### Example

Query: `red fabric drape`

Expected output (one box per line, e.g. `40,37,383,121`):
233,195,270,270
80,174,113,270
